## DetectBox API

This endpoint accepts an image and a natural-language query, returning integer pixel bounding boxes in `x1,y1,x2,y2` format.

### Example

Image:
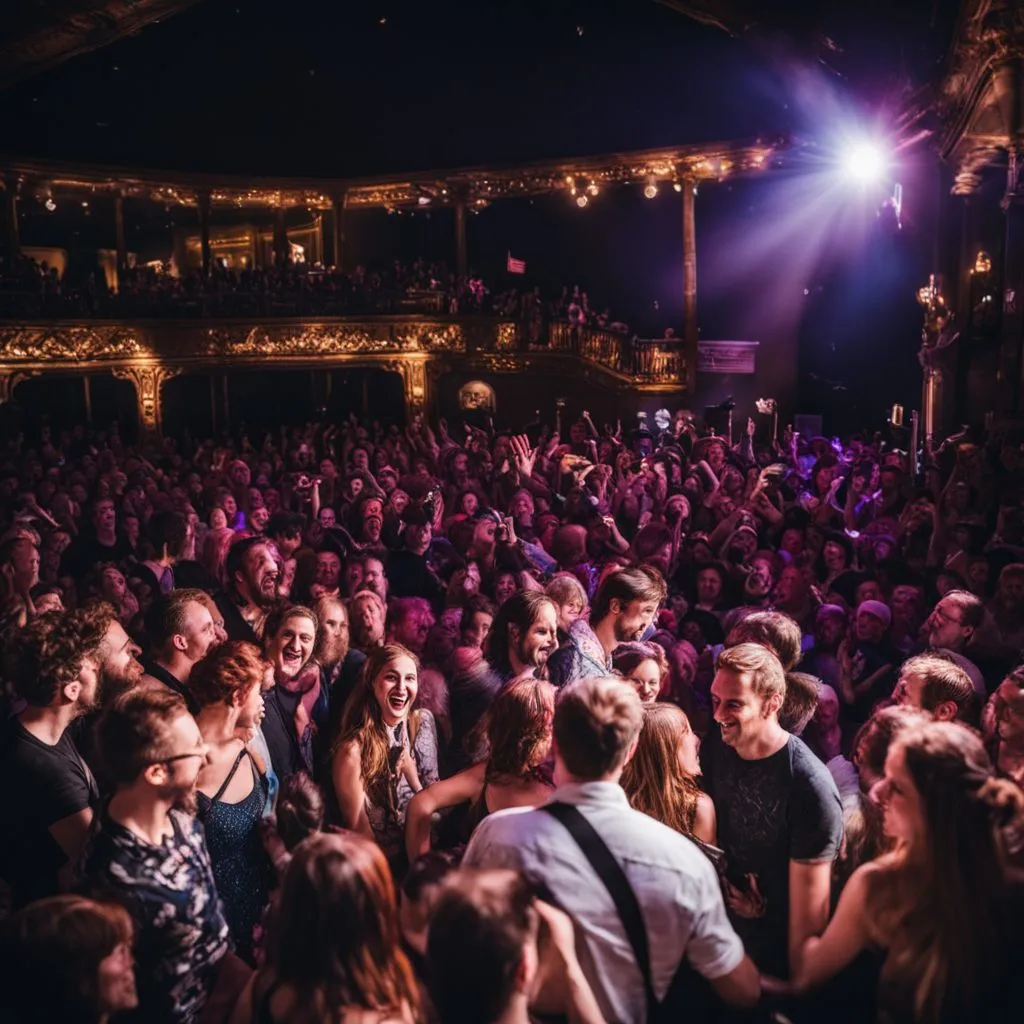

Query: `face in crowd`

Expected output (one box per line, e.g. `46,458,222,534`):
373,653,419,728
509,603,558,670
266,613,317,683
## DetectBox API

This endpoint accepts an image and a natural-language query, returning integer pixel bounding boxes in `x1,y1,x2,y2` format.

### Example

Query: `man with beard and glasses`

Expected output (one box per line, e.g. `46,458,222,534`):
548,565,667,687
216,536,279,643
79,689,231,1024
138,589,219,714
0,613,103,909
448,591,559,772
312,594,366,727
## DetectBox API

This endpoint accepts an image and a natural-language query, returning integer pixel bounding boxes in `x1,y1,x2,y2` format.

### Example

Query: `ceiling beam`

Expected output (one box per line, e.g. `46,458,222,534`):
0,0,208,90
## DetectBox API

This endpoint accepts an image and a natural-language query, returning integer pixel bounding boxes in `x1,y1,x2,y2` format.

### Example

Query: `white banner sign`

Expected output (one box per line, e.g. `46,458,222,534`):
697,340,759,374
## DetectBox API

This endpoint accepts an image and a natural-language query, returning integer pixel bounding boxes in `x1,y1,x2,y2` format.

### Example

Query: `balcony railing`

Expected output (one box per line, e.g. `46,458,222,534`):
545,322,683,383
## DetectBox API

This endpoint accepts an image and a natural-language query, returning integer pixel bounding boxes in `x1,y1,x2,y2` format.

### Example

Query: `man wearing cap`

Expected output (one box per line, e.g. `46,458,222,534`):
386,504,443,610
837,600,897,724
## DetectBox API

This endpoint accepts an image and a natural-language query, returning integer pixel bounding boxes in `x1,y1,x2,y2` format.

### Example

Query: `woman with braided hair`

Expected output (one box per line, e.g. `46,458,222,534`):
787,719,1024,1022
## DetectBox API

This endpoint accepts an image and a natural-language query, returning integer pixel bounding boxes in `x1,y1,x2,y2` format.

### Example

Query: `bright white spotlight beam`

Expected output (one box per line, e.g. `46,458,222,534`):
843,141,887,184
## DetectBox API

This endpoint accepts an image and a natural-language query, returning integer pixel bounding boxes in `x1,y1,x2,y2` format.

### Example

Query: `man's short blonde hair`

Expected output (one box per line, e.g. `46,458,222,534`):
716,642,787,702
553,676,644,779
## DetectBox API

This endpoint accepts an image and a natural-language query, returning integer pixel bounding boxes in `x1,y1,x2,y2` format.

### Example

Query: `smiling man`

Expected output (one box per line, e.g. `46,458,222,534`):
548,565,666,688
702,642,842,982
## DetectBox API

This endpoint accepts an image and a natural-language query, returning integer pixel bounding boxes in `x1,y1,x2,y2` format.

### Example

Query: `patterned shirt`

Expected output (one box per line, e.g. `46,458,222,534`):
80,808,230,1024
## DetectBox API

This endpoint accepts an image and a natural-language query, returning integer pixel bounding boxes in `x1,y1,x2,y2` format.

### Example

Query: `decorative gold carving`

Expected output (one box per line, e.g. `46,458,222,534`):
495,322,517,350
0,326,142,361
0,370,40,403
200,322,464,357
112,365,182,434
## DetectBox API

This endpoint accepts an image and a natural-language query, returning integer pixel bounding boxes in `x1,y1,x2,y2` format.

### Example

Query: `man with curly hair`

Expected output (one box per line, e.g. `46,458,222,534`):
0,612,103,908
74,598,144,696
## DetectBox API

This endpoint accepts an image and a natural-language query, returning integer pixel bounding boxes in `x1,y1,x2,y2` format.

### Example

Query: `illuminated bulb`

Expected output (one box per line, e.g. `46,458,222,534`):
643,183,658,200
842,141,887,184
673,181,682,192
417,196,430,205
44,198,56,212
587,182,599,196
576,194,589,208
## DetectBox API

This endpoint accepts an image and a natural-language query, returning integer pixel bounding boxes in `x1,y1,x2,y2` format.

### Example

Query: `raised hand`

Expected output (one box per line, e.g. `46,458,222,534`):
509,433,538,479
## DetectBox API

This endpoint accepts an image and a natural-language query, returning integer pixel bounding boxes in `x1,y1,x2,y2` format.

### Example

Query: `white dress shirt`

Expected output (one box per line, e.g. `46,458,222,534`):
463,780,744,1024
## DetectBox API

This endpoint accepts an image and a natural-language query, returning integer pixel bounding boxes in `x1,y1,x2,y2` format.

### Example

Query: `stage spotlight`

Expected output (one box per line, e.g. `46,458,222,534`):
643,183,658,200
576,194,589,208
842,141,887,184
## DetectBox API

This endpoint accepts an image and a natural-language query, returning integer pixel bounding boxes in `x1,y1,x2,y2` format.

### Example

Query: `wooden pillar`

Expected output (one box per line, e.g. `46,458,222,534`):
273,207,288,265
331,195,345,270
83,375,93,424
2,175,20,259
455,200,467,279
315,214,324,266
221,373,231,430
114,193,127,292
682,182,698,394
197,190,212,274
112,366,181,440
209,374,218,435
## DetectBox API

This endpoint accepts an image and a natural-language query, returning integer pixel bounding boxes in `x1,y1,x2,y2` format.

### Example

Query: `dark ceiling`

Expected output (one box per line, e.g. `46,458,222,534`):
0,0,962,178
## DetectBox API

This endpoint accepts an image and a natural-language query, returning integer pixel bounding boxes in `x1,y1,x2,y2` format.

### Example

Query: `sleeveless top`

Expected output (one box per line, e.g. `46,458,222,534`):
197,747,274,962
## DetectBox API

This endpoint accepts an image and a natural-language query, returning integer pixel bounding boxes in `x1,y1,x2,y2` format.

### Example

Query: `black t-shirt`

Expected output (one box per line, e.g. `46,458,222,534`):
701,731,843,977
0,719,100,909
60,533,133,579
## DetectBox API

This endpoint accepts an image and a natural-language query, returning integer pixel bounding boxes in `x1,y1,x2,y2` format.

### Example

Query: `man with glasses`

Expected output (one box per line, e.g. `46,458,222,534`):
79,690,231,1024
923,589,1010,693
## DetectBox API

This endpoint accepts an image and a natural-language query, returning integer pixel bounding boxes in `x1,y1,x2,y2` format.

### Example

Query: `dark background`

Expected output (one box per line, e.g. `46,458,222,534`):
0,0,969,434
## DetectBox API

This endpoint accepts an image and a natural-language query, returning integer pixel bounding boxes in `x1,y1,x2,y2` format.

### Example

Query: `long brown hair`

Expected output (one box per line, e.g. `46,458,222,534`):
336,644,418,785
868,721,1024,1023
3,894,133,1022
264,831,419,1022
621,704,701,836
482,676,554,784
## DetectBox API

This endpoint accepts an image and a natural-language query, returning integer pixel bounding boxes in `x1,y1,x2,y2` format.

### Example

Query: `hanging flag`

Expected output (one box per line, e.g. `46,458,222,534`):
506,252,526,274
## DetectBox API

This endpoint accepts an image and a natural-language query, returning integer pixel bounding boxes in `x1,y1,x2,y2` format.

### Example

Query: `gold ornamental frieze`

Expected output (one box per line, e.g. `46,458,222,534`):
0,325,143,361
199,321,465,357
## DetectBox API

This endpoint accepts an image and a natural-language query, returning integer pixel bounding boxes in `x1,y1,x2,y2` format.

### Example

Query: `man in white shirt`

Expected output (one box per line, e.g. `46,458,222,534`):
463,675,759,1023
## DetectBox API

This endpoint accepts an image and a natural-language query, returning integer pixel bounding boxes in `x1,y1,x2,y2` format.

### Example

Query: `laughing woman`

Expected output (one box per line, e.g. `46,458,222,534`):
331,644,439,873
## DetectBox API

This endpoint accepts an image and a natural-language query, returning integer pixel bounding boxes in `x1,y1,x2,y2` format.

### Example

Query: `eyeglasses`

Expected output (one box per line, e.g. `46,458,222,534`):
933,607,964,626
154,743,207,767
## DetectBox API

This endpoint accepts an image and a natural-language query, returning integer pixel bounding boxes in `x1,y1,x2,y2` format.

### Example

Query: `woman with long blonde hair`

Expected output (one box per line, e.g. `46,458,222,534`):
790,719,1024,1022
620,704,716,845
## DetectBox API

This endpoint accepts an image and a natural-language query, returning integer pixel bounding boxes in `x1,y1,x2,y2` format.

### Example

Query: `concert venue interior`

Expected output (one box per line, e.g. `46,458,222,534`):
3,4,1024,1024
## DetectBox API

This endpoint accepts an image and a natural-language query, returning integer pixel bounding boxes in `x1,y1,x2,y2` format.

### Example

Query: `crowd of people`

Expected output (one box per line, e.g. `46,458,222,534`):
1,398,1023,1023
0,251,639,339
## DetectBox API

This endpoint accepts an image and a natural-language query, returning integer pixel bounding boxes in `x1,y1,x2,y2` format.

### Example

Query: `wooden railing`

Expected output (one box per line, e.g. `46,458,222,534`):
545,322,684,383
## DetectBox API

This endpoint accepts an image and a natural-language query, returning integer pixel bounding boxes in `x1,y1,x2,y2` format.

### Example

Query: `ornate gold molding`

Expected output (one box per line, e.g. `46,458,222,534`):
0,325,143,361
112,365,182,434
0,369,40,403
199,322,465,357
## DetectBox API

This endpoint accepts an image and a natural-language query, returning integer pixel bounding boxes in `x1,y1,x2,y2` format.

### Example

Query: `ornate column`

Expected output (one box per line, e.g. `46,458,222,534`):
273,207,288,265
112,365,182,439
331,194,346,270
682,181,698,394
197,189,212,274
2,175,20,259
392,356,428,423
454,199,467,279
0,370,37,404
114,192,127,292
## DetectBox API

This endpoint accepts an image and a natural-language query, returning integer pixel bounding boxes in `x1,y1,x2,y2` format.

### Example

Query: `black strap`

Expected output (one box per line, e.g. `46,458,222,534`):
210,746,250,805
541,802,658,1021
